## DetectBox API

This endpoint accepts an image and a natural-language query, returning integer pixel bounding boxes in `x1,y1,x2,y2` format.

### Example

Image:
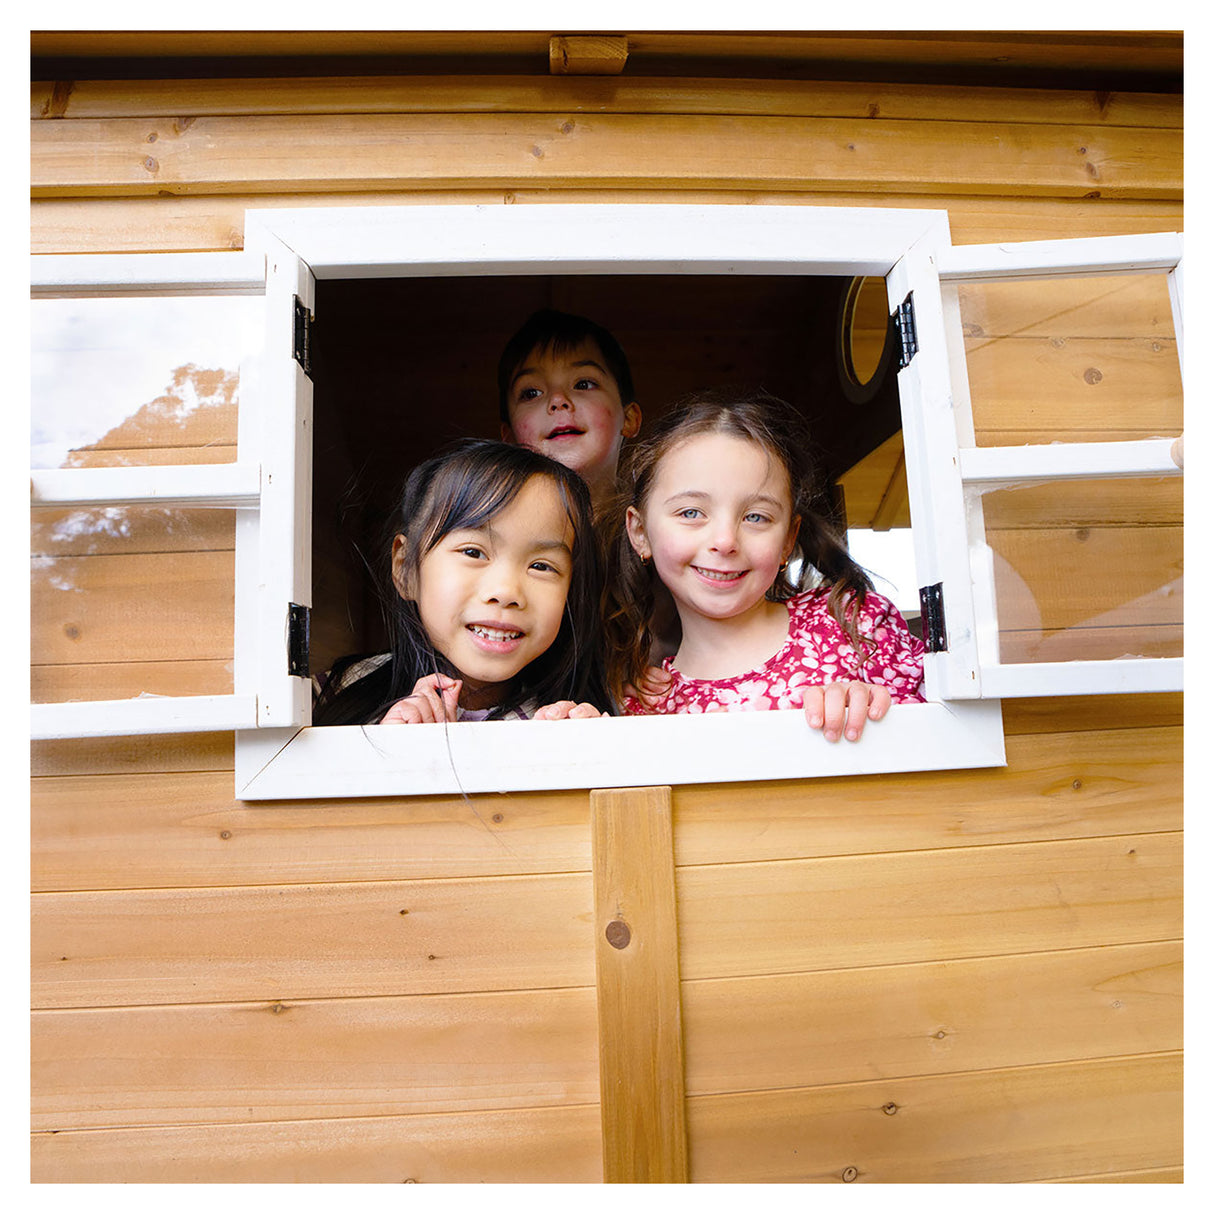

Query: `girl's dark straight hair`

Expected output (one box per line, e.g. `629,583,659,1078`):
600,389,874,706
314,439,612,725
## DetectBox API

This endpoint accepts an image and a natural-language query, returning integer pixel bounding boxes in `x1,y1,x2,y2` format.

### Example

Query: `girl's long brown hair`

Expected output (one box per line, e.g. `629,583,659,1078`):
600,390,874,706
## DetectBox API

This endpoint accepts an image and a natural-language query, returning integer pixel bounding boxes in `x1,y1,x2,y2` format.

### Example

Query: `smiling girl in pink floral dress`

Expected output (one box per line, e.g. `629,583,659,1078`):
602,391,924,743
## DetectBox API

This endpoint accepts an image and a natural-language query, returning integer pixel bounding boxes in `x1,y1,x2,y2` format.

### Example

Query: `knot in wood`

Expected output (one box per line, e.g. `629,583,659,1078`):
605,919,631,950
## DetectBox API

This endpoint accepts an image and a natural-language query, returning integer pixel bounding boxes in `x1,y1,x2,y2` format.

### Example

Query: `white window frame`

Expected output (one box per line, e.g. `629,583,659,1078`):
30,205,1182,800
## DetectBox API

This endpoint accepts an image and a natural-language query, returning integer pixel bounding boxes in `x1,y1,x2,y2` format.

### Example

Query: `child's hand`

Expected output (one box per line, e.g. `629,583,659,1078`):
532,701,603,720
379,674,462,724
624,666,673,709
803,680,891,743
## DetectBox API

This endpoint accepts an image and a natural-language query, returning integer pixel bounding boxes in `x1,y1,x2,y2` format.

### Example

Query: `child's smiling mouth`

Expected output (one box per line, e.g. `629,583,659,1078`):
466,622,525,651
692,566,747,584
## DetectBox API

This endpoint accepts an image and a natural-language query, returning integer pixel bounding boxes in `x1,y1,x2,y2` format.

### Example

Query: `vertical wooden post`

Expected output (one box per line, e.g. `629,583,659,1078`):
591,786,688,1183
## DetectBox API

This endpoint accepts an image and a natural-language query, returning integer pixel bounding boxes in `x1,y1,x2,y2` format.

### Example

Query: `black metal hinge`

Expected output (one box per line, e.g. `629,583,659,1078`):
293,296,313,378
918,582,947,653
287,602,311,677
894,292,918,370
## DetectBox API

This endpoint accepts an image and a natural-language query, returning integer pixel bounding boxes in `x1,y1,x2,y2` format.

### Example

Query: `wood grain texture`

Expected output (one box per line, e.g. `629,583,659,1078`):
685,1052,1182,1183
30,192,1185,256
591,787,688,1183
33,985,597,1129
671,725,1180,867
675,832,1181,980
31,1102,604,1182
31,549,233,666
31,658,233,703
31,724,1181,889
30,76,1183,127
30,114,1181,200
681,940,1181,1095
32,871,596,1008
32,772,592,889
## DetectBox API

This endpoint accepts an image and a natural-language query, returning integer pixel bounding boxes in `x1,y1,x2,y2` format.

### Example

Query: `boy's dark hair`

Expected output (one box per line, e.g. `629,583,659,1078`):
314,438,612,725
497,308,636,424
600,389,875,707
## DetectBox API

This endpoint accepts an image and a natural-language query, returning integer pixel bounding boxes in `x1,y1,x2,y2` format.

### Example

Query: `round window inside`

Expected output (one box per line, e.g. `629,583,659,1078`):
839,276,891,389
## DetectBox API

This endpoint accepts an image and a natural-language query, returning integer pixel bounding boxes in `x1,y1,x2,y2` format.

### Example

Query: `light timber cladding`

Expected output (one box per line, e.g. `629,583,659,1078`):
29,34,1183,1184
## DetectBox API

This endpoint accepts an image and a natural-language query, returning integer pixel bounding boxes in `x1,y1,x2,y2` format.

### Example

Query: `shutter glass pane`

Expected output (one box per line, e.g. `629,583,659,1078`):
31,504,236,705
972,474,1182,666
30,294,261,470
956,273,1182,446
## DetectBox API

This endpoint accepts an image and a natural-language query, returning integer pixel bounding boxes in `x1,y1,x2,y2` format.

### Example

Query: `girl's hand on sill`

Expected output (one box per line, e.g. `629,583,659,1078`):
532,700,604,720
803,680,891,743
380,674,462,724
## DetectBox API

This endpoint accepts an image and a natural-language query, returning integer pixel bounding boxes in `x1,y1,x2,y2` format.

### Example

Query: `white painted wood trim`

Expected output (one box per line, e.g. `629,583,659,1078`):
247,203,952,280
31,694,259,740
977,659,1182,699
30,462,261,509
1168,246,1184,385
30,251,265,296
958,439,1183,487
235,701,1006,801
240,229,314,729
937,232,1183,282
888,222,984,701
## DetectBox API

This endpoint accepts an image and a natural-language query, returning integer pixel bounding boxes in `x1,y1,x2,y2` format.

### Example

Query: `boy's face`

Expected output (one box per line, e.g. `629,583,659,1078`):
502,338,641,501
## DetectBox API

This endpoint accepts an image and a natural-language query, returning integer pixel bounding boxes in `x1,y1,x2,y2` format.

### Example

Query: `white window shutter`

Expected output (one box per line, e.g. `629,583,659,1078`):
30,247,315,738
895,232,1184,700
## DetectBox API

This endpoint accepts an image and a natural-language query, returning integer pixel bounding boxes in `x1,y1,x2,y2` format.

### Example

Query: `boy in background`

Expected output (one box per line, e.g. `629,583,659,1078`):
498,309,641,513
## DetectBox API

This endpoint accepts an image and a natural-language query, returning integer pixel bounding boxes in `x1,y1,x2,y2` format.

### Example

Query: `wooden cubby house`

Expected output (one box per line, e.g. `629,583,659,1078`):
31,30,1183,1184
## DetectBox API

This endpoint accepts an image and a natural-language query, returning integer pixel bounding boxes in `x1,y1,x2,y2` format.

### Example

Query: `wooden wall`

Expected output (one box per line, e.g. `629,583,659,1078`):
31,32,1183,1183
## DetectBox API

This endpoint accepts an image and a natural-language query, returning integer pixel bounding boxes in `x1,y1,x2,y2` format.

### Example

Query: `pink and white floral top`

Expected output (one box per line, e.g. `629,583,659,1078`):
624,589,926,716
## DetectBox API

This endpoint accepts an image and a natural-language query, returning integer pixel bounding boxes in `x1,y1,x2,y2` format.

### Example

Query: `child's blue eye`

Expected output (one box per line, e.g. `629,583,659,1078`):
677,507,704,519
744,512,771,524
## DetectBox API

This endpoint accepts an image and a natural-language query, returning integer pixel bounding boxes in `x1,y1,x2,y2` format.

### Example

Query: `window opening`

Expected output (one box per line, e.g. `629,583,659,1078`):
309,272,909,676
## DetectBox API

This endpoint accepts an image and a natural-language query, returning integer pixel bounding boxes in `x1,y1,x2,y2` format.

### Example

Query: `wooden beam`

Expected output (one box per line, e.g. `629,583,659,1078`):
549,36,628,76
29,113,1183,200
591,786,688,1183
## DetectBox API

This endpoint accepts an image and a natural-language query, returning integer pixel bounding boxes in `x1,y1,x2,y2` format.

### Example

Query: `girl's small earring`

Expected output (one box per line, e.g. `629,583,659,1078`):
779,559,789,572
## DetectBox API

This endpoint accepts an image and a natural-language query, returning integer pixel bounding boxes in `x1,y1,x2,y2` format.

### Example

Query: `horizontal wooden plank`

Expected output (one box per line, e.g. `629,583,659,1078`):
685,1052,1182,1182
32,871,596,1007
32,659,232,704
999,691,1182,735
675,832,1181,980
29,75,1183,128
32,506,235,557
30,113,1182,200
30,1101,603,1182
956,273,1179,339
29,191,1186,256
672,725,1180,868
32,772,593,890
43,443,238,469
682,940,1181,1096
32,724,1180,890
998,623,1182,664
30,731,233,777
31,549,233,666
990,525,1182,632
978,477,1182,528
965,337,1183,435
32,985,597,1129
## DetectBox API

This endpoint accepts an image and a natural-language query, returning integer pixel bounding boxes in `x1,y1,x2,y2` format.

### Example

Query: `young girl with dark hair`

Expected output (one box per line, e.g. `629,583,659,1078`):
314,439,611,725
602,391,924,743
